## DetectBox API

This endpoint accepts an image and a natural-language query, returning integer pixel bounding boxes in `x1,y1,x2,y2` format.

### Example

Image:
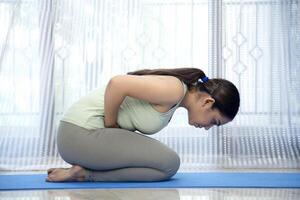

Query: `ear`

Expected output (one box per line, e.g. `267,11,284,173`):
202,97,215,108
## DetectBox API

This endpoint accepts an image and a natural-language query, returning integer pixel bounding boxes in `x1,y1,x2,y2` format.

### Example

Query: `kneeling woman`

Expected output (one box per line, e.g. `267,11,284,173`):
46,67,240,182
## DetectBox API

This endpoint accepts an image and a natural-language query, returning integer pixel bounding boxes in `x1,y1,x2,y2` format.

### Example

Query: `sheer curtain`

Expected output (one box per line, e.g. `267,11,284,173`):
220,0,300,169
0,0,299,171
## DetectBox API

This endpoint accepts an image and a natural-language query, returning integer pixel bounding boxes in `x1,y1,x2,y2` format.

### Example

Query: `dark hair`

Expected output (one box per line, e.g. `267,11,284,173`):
127,67,240,120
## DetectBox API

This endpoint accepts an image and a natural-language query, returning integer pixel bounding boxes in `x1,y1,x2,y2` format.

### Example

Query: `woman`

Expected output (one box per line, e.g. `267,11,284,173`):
46,67,240,182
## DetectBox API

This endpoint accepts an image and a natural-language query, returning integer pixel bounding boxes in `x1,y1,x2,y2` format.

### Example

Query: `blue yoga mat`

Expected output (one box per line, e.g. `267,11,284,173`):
1,172,300,190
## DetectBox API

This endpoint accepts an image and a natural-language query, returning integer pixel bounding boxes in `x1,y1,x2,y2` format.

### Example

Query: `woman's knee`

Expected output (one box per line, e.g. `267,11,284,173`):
160,151,181,179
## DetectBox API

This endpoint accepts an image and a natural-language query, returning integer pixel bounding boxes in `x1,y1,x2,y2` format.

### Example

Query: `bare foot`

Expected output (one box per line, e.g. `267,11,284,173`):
46,165,87,182
47,167,69,175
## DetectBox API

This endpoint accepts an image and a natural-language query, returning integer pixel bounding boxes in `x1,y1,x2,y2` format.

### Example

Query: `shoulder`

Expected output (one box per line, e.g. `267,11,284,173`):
110,74,185,106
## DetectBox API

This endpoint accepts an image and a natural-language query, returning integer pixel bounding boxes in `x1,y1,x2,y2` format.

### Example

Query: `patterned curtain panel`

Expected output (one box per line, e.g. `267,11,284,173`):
219,0,300,169
0,0,299,171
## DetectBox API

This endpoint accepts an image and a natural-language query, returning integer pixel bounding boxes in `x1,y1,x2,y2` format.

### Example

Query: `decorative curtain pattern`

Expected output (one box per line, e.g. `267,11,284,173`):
0,0,299,171
220,0,300,169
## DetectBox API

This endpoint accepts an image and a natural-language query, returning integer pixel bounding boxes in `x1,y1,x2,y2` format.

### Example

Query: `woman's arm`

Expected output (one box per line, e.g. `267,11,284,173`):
104,74,184,128
104,78,126,128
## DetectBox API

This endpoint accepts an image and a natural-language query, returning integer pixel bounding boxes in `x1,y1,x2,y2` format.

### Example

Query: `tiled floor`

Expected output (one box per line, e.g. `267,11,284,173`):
0,188,300,200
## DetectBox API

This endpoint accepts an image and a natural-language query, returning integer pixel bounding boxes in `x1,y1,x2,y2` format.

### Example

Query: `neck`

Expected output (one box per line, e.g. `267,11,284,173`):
178,89,207,110
178,90,191,110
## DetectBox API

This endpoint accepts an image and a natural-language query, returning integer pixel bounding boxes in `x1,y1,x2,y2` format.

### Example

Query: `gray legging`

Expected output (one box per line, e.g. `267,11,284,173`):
56,121,181,182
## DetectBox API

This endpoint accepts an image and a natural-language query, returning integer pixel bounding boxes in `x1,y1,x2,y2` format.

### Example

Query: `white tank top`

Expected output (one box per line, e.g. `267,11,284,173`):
61,81,187,134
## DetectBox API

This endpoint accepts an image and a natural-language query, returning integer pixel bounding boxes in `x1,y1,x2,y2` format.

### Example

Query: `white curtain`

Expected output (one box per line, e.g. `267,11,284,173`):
0,0,299,171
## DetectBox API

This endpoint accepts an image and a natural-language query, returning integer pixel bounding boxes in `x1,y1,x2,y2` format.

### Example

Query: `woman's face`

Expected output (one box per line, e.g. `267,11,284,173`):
187,91,231,130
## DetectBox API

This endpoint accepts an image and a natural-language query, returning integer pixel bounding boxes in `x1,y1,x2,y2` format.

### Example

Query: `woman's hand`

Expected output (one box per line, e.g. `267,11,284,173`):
104,115,120,128
104,121,120,128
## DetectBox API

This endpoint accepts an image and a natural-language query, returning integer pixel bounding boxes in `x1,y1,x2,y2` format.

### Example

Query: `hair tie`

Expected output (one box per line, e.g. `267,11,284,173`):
198,76,209,83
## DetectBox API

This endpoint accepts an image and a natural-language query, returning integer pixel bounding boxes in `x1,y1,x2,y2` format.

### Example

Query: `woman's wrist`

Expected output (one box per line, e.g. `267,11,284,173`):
105,122,120,128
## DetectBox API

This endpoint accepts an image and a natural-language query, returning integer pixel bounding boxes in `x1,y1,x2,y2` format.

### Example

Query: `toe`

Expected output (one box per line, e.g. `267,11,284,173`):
47,168,56,174
45,176,51,182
